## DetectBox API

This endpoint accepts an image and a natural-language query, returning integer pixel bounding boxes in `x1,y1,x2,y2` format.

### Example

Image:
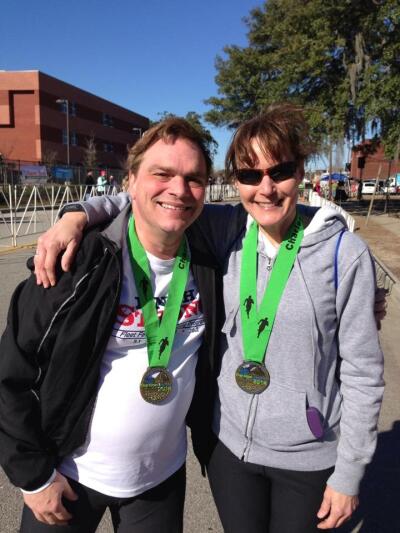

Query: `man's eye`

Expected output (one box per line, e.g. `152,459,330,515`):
187,177,206,188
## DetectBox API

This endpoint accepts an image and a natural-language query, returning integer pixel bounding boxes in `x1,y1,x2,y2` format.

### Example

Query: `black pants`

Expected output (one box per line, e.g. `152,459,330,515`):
207,440,333,533
20,465,185,533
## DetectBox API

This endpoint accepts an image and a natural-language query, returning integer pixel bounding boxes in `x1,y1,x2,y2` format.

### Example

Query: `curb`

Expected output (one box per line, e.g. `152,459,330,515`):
0,243,36,255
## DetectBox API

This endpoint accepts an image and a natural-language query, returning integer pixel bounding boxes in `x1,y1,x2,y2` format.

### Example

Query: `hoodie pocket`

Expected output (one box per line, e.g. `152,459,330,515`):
252,380,315,451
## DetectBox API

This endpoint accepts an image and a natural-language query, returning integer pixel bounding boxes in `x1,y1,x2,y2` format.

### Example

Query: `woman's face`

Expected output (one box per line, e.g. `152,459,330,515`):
235,139,303,243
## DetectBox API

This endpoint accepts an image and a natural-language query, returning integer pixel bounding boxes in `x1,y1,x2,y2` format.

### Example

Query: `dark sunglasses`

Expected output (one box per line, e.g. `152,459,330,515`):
234,161,297,185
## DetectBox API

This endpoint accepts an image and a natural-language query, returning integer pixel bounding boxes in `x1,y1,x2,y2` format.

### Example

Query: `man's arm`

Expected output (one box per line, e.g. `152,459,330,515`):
0,279,78,524
320,243,384,527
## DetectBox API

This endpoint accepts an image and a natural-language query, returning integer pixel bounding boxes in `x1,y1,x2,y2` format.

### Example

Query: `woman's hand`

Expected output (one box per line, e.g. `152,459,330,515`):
317,485,359,529
34,212,87,288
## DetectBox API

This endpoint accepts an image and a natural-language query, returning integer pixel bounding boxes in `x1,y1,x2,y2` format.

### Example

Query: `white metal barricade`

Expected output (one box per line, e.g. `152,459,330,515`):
309,192,356,232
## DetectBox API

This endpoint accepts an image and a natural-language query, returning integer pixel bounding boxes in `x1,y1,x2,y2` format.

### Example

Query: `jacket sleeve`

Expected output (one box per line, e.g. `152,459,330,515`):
70,192,130,227
192,204,244,265
0,278,58,491
327,244,384,495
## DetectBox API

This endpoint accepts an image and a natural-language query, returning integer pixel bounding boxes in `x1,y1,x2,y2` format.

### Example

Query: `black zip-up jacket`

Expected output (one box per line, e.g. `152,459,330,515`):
0,206,222,491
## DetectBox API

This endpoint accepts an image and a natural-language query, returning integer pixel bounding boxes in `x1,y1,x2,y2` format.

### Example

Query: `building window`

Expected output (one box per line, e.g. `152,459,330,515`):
62,130,77,145
103,142,114,153
58,101,77,116
59,101,68,114
102,113,113,127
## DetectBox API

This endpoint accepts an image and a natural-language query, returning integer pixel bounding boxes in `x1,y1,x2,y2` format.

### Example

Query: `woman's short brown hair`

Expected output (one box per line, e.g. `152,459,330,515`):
225,103,316,178
126,117,213,176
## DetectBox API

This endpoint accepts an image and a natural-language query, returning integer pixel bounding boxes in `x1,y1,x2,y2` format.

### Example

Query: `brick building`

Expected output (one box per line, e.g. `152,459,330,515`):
0,70,149,169
350,140,400,181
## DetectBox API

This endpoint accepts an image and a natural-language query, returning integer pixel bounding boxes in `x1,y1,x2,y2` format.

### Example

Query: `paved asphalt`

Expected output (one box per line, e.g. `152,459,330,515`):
0,220,399,532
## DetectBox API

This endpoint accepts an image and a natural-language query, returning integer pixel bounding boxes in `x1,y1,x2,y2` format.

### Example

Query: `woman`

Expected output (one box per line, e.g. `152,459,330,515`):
196,105,383,532
34,104,384,532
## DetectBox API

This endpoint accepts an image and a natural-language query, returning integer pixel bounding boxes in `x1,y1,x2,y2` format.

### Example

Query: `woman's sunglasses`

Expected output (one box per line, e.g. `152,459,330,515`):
234,161,297,185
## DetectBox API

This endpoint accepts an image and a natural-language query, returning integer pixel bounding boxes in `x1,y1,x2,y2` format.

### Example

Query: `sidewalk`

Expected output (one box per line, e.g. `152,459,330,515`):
353,212,400,283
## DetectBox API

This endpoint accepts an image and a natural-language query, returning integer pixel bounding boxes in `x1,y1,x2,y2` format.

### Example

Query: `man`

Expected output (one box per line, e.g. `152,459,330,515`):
0,118,220,532
84,171,95,200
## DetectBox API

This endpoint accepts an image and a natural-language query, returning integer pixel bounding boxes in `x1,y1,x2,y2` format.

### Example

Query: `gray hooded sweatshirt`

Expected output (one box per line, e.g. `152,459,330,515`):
79,195,384,496
198,202,384,496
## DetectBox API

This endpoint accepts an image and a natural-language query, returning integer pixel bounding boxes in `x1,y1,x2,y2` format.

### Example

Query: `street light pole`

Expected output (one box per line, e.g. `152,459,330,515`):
56,98,70,166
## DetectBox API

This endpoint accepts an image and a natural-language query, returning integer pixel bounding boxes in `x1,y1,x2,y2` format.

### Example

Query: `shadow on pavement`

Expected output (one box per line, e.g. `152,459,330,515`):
339,420,400,533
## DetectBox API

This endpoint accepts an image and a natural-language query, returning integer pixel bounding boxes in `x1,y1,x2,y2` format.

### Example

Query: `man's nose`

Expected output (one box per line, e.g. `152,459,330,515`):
169,176,190,196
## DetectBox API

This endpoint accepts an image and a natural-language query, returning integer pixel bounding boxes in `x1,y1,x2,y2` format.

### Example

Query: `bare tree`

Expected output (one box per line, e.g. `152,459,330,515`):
41,148,58,179
83,135,97,171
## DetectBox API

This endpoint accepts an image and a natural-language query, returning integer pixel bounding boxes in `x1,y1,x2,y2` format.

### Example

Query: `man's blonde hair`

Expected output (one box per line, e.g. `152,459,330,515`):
127,117,212,176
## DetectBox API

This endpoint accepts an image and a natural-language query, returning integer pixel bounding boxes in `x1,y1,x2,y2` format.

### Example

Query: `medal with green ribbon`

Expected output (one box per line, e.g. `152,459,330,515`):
236,212,304,394
127,216,190,404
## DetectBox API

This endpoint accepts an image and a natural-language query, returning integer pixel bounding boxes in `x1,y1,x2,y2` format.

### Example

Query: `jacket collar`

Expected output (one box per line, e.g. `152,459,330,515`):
101,204,132,250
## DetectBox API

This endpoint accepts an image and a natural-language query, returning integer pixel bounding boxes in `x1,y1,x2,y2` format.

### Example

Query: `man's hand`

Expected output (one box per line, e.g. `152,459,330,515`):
23,472,78,526
317,485,358,529
34,212,87,288
374,287,388,331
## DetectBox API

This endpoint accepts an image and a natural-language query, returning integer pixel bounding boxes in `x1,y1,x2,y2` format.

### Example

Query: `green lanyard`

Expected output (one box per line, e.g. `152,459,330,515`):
240,213,304,364
126,216,190,369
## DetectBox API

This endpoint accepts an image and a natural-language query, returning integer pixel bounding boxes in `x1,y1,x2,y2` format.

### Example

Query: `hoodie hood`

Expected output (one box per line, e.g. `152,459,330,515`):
298,204,347,247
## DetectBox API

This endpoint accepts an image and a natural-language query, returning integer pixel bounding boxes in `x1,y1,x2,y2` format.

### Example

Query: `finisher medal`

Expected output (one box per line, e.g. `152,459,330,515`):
140,367,173,404
235,362,270,394
238,213,304,394
127,217,190,405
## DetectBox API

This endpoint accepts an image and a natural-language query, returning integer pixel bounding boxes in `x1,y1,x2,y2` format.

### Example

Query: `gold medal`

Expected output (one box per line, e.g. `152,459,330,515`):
235,362,270,394
140,367,173,404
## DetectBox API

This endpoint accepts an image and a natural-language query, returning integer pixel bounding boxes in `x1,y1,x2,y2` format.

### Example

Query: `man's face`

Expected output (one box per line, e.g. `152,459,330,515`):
129,138,208,249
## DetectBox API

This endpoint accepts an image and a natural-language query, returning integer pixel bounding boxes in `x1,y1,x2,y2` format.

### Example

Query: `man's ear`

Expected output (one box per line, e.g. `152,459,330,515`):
128,172,137,199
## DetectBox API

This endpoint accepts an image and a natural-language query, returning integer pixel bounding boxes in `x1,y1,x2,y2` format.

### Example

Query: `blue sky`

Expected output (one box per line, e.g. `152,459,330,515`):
1,0,266,169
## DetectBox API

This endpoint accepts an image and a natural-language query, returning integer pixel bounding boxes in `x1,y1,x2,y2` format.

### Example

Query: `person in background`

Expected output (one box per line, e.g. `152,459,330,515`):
96,169,107,194
84,171,95,200
108,174,118,189
313,179,321,196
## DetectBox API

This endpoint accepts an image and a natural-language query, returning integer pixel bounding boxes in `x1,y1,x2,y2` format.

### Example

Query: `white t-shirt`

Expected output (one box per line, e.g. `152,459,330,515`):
59,231,205,498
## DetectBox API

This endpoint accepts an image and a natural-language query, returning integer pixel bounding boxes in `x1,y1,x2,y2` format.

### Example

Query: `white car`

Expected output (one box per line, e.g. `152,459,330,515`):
361,180,383,194
382,178,397,194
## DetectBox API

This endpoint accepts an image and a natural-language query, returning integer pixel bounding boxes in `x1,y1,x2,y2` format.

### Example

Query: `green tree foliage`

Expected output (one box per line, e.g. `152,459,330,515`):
153,111,218,159
205,0,399,157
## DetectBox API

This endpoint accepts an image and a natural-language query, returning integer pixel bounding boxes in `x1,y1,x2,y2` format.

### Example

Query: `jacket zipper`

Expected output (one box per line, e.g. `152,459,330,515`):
30,260,104,402
241,394,258,461
241,251,272,460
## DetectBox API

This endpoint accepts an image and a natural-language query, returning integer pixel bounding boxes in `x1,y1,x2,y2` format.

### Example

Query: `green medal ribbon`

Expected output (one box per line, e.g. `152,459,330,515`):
240,213,304,364
126,216,190,369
